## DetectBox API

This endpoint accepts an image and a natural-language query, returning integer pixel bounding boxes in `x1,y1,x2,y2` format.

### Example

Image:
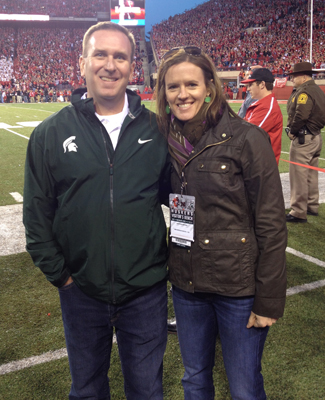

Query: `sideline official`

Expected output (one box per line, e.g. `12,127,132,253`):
286,62,325,223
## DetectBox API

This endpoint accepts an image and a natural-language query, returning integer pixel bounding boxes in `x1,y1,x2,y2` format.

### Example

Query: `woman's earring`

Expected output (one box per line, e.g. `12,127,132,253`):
204,96,211,103
166,104,171,114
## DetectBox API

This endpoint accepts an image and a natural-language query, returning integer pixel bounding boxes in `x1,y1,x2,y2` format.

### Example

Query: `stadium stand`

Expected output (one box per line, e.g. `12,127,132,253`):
0,0,109,18
151,0,325,78
1,0,324,101
0,25,145,101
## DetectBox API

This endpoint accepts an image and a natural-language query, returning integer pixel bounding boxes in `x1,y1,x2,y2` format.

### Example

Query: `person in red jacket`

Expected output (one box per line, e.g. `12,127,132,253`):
241,68,283,164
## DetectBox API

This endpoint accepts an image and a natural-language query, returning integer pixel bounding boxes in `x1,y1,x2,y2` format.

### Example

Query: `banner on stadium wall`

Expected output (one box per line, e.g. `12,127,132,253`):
274,77,288,88
140,94,153,101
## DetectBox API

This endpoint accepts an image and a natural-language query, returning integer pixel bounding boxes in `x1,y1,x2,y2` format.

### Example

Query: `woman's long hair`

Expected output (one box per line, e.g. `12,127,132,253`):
155,49,238,134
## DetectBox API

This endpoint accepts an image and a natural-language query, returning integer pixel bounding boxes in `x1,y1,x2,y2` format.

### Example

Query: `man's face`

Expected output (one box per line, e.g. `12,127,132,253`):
79,29,135,114
247,81,262,100
291,74,305,88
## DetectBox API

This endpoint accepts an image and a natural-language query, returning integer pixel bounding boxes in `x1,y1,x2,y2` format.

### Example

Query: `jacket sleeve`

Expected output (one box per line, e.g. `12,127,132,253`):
159,152,172,206
23,128,70,287
290,92,313,134
241,126,287,319
238,94,255,118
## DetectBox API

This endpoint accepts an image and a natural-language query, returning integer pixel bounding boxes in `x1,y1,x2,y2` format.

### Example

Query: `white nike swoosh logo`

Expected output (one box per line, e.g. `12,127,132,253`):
138,139,153,144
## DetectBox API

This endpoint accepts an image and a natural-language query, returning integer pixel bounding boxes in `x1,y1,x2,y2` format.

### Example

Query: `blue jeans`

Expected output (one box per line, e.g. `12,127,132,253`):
59,280,167,400
172,286,269,400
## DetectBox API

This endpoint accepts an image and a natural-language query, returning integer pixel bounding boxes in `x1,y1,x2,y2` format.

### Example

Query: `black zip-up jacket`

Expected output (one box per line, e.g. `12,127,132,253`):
23,89,171,304
169,111,287,318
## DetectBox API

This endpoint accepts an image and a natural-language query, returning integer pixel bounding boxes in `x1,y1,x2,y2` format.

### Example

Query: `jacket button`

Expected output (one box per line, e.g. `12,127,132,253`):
204,239,209,244
188,249,191,253
221,165,226,170
222,133,226,138
241,238,246,243
189,281,193,285
200,164,204,168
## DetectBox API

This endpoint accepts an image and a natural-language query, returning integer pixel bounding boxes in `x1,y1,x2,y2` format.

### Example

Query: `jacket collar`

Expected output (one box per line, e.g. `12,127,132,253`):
71,88,143,119
184,108,234,159
298,79,316,90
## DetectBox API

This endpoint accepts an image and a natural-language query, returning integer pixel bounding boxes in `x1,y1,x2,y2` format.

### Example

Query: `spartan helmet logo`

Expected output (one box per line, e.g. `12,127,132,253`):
63,136,78,153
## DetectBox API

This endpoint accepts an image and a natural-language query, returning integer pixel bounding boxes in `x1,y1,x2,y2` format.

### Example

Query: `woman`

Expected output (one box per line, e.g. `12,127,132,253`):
156,47,287,400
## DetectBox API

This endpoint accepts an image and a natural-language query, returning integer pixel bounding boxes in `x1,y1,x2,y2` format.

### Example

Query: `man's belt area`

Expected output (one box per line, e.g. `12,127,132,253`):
285,127,314,144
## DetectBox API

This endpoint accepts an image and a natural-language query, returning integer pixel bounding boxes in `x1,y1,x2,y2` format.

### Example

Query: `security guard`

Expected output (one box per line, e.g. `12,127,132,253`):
286,62,325,223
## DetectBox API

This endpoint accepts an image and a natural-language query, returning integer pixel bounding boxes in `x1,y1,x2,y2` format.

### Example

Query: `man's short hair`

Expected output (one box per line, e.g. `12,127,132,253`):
82,21,136,62
255,81,274,91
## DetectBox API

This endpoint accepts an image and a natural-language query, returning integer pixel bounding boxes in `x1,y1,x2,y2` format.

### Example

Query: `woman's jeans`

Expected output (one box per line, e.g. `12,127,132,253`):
172,286,269,400
59,280,167,400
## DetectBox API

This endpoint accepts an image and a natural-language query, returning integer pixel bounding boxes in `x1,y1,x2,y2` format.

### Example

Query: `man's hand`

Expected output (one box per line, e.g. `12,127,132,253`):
63,276,74,286
246,311,278,328
285,127,296,140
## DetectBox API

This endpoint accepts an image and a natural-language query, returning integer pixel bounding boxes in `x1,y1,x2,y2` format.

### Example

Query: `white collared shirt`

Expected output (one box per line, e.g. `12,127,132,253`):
95,93,129,150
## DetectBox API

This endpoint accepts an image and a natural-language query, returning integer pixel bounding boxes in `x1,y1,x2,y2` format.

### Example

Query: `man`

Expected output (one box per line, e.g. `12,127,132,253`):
23,22,170,399
238,65,262,118
286,62,325,223
231,84,239,99
241,68,283,164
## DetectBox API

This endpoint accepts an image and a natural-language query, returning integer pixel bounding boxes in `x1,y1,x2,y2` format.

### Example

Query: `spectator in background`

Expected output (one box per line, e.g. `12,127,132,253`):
238,65,262,118
241,68,283,164
232,84,239,99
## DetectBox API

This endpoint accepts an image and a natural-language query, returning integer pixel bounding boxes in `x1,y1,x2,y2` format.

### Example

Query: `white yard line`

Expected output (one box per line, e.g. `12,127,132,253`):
0,349,68,375
286,246,325,268
286,279,325,296
2,128,29,140
0,336,117,375
10,192,23,203
2,105,55,113
2,264,325,376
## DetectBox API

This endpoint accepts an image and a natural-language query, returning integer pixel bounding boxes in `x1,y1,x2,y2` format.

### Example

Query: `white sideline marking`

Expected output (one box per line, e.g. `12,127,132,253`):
17,121,42,127
1,272,324,376
286,279,325,296
286,246,325,268
10,192,23,203
3,128,29,140
0,349,68,375
3,105,55,114
1,229,325,376
0,336,117,375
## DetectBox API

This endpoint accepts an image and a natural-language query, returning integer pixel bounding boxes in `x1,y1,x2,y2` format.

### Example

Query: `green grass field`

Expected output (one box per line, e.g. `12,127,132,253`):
0,101,325,399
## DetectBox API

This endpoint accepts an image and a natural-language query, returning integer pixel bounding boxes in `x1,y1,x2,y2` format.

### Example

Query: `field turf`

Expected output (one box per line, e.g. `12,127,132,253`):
0,101,324,399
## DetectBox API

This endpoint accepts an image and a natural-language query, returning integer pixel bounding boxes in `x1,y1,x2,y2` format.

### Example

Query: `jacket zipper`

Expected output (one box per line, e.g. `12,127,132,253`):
180,137,232,194
100,127,116,304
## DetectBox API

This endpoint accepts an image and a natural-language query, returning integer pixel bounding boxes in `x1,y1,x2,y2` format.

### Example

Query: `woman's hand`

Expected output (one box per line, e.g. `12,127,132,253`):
246,311,278,328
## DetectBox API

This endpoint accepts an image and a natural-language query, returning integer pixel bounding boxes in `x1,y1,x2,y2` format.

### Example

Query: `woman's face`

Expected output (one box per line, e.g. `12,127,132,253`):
165,62,209,122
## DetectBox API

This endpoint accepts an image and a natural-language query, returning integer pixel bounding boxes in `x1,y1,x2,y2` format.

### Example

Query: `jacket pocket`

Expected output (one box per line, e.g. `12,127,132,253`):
196,159,230,194
197,231,256,287
197,159,230,174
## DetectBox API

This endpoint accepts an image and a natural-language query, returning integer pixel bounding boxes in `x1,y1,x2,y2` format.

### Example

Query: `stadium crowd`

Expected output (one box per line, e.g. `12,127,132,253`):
151,0,325,76
1,0,325,101
0,27,145,101
0,0,109,17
